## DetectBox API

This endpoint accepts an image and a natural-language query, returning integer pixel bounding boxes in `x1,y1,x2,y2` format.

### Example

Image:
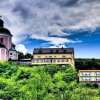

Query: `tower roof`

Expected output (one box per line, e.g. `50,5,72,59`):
0,17,12,36
0,27,12,36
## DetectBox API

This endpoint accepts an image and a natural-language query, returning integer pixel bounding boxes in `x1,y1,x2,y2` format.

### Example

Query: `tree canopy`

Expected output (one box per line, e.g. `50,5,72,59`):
0,62,100,100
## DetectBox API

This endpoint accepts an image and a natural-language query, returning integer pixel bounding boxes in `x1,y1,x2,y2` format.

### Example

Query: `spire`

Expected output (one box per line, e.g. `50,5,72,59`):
0,16,4,27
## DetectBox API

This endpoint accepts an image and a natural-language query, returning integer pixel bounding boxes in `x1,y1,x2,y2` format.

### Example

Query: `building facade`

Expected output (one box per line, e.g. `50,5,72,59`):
32,48,75,66
79,70,100,83
9,44,18,60
0,44,8,61
0,18,18,61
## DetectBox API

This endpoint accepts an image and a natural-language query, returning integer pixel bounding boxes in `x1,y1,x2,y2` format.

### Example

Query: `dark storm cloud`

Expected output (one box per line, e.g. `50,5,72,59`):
12,4,32,19
50,0,79,6
79,0,100,3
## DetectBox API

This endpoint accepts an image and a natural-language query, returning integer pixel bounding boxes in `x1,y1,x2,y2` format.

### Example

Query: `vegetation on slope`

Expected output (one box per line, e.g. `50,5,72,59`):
75,58,100,70
0,62,100,100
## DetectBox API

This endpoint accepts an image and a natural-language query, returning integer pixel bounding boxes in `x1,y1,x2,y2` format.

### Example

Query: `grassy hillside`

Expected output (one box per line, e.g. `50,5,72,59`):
0,62,100,100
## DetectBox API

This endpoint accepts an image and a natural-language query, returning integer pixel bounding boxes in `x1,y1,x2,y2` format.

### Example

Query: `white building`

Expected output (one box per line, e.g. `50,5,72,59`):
79,70,100,82
32,48,75,66
9,44,18,60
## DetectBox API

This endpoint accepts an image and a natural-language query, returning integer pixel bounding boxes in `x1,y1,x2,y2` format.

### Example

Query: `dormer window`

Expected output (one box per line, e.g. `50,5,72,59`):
39,49,42,53
50,50,53,53
56,50,59,53
64,50,66,53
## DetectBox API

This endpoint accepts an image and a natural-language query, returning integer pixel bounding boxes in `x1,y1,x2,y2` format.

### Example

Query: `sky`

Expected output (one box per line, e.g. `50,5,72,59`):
0,0,100,58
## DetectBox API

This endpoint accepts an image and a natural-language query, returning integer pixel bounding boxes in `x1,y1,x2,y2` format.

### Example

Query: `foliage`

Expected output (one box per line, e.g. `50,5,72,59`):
75,58,100,70
0,62,100,100
18,52,32,60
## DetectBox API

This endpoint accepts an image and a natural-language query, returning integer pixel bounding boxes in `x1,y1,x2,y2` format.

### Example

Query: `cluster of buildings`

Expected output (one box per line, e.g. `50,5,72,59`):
33,48,100,83
0,18,100,83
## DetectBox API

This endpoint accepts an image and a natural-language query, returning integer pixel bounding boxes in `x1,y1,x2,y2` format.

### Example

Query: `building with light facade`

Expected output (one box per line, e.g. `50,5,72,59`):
79,70,100,83
32,48,75,66
0,18,18,61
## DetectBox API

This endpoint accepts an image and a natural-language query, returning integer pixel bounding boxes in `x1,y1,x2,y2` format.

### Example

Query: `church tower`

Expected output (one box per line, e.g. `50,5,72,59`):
0,17,12,50
0,17,18,61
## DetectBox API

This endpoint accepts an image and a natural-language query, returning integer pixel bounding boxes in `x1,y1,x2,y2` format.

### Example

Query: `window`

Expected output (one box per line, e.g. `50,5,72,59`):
46,59,51,62
38,56,41,58
64,50,66,53
38,59,42,63
82,77,90,81
6,51,7,55
68,58,72,62
96,72,100,76
52,59,56,62
44,59,47,62
66,59,68,62
49,56,52,58
57,59,61,62
50,50,53,53
81,72,90,76
39,49,42,53
56,50,59,53
10,53,12,55
34,59,40,63
96,78,100,81
59,59,64,62
41,59,43,62
45,56,48,58
0,38,3,43
62,55,66,58
61,59,65,62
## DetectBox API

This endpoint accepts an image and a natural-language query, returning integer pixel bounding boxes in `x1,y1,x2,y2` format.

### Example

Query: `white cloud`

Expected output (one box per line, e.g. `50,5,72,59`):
49,44,66,48
15,44,27,54
48,25,69,36
31,33,82,46
0,0,100,47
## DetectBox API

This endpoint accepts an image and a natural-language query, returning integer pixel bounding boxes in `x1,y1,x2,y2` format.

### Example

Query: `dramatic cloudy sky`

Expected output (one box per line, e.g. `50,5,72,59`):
0,0,100,58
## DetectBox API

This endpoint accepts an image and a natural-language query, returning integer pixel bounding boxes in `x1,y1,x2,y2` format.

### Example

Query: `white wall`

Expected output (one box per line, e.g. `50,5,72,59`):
9,50,18,60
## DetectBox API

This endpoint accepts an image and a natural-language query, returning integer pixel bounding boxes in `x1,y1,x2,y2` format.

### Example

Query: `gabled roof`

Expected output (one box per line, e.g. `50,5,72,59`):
33,48,74,54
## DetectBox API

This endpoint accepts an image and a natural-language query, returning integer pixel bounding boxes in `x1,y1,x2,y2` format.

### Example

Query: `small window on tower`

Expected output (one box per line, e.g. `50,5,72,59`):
0,38,3,43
